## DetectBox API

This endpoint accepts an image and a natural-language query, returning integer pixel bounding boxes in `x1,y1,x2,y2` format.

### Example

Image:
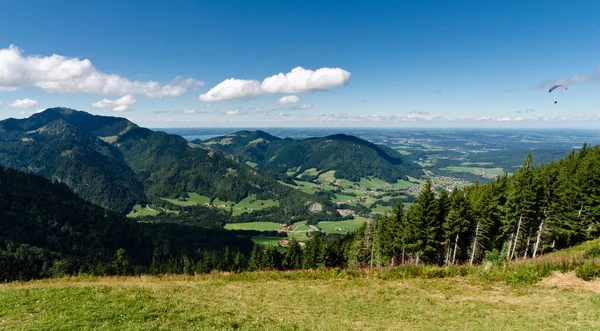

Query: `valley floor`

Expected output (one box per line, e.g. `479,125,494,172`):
1,271,599,330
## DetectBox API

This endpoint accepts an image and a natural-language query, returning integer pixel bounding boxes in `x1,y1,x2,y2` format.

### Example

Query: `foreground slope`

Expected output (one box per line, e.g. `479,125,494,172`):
197,130,422,182
1,270,598,330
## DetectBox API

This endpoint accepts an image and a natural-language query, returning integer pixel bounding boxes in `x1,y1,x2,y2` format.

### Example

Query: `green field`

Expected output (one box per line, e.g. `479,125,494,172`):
250,235,284,246
162,192,211,206
231,194,279,216
439,166,505,178
318,170,337,183
1,271,598,330
126,204,159,218
332,193,356,203
317,218,366,234
298,167,319,178
224,222,282,231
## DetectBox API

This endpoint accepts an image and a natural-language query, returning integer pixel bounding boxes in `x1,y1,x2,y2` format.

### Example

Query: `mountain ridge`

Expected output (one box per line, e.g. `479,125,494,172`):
0,108,335,218
195,130,422,182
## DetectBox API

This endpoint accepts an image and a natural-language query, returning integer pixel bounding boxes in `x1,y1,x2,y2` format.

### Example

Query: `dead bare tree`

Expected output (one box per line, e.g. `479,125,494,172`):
470,221,480,266
510,215,522,260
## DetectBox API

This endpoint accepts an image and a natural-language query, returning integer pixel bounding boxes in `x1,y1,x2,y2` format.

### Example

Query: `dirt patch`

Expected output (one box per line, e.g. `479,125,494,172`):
539,271,600,293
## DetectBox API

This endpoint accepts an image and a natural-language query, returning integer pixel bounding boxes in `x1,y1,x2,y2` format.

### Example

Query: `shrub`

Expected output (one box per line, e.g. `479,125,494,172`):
575,263,600,281
583,246,600,259
483,249,504,267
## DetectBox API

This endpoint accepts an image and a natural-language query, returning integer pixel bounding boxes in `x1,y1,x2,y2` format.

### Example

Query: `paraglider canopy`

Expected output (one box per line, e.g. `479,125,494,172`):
549,84,567,93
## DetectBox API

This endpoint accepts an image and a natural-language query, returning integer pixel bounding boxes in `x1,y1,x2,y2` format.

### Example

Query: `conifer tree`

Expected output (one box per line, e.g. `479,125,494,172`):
443,189,473,265
283,239,303,270
248,245,264,271
262,245,282,270
233,251,248,272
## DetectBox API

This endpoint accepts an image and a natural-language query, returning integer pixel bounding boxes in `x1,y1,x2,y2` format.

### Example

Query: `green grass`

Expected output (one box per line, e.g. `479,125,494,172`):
126,205,159,218
317,218,366,234
395,179,419,189
224,222,282,231
231,194,278,216
292,180,320,194
250,235,284,246
162,192,211,207
1,269,599,330
332,194,356,203
245,161,258,168
298,167,319,178
318,170,337,183
439,166,505,178
218,137,233,145
246,138,264,146
370,204,393,215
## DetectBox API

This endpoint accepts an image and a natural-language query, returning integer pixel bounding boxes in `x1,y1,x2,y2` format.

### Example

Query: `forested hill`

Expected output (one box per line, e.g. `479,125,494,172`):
0,108,335,217
195,130,422,182
347,144,600,268
0,165,253,281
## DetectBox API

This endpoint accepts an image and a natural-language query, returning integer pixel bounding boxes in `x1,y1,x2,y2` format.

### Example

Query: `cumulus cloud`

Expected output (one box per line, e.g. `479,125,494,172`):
9,98,37,108
226,109,242,115
531,66,600,89
277,95,300,104
199,66,350,102
409,111,429,115
92,94,136,112
0,45,202,97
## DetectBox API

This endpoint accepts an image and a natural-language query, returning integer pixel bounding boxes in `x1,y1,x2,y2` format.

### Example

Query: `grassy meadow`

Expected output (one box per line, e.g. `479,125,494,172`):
1,265,599,330
1,240,600,329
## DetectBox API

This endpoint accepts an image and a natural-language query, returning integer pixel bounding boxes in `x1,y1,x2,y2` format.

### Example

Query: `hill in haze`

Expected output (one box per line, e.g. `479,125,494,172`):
194,130,422,182
0,108,335,218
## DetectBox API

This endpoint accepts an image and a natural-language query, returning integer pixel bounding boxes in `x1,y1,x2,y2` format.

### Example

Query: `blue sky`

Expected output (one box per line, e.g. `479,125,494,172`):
1,0,599,128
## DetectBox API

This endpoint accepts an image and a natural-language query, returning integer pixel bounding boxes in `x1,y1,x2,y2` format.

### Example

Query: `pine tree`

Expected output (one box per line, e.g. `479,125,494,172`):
408,179,440,264
262,245,282,270
283,239,303,270
248,245,264,271
233,251,248,272
218,247,231,271
442,189,473,265
502,152,540,260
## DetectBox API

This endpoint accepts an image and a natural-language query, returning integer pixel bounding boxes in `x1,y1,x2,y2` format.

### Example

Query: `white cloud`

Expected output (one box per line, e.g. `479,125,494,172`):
92,94,136,112
182,109,197,114
199,66,350,102
226,109,241,115
0,86,18,92
0,45,202,98
9,98,37,108
277,95,300,104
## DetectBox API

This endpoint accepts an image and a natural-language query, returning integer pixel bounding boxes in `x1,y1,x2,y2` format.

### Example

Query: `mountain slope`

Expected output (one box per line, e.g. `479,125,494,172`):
0,113,144,212
0,108,335,218
195,131,422,182
0,165,253,281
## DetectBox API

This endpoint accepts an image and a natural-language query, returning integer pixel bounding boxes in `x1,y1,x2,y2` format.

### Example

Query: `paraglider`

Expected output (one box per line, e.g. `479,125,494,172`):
548,84,567,93
549,84,567,104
